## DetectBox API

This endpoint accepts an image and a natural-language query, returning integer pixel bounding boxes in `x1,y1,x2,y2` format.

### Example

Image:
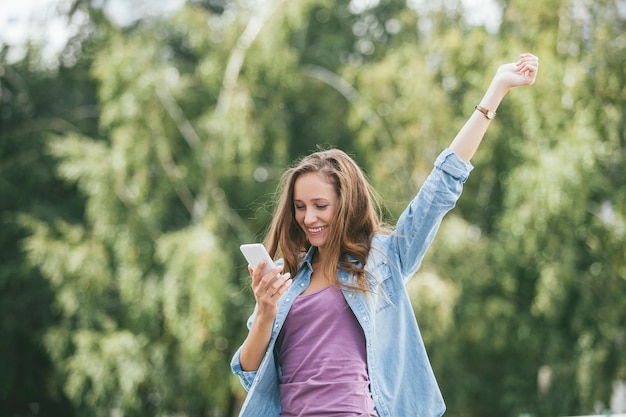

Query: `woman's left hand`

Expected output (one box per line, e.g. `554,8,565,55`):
495,53,539,89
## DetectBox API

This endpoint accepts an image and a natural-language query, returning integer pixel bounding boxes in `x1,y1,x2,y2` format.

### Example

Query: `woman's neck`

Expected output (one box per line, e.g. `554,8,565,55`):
303,247,336,295
312,246,331,268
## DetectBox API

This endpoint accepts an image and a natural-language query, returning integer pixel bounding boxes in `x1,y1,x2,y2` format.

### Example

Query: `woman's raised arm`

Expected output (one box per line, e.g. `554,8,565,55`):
449,53,539,162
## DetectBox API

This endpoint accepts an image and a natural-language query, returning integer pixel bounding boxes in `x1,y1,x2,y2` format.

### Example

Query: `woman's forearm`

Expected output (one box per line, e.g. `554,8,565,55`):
449,53,539,162
449,78,509,162
239,314,275,371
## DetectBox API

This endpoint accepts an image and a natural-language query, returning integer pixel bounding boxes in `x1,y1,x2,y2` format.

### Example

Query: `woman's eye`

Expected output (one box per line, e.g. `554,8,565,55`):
295,205,304,210
316,205,328,209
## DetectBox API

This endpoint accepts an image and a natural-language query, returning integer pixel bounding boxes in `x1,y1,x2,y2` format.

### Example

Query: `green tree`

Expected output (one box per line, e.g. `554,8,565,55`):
0,34,99,414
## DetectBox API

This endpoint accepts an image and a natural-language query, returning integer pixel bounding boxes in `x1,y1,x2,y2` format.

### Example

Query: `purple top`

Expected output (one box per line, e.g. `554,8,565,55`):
277,285,377,417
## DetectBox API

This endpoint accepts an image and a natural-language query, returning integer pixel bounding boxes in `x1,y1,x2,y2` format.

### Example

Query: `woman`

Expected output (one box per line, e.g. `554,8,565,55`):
231,53,539,417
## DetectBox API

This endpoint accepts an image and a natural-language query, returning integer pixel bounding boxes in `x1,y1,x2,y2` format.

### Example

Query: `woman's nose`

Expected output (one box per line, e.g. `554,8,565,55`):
304,210,317,225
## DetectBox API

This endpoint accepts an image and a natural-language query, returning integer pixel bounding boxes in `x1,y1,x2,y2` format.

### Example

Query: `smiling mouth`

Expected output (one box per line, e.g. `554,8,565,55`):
308,226,326,234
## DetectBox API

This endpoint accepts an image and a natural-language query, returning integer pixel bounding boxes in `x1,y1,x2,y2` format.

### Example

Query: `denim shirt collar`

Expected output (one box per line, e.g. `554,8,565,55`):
302,245,361,267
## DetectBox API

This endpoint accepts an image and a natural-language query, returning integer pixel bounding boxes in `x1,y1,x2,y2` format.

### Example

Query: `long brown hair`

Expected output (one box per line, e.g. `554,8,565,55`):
264,149,385,293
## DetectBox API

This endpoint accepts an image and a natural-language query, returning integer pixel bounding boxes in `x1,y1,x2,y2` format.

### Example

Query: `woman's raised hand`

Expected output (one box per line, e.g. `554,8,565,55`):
495,52,539,90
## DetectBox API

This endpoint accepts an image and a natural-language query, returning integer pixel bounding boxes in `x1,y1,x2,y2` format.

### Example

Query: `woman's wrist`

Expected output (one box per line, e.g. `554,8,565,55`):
252,309,277,327
478,76,510,113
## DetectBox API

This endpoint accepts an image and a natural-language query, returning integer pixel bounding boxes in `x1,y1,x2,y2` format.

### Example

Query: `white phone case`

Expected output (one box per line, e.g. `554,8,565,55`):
240,243,276,276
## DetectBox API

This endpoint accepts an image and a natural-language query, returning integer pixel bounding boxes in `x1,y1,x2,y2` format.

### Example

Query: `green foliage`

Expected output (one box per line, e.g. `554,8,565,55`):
1,43,95,416
2,0,625,416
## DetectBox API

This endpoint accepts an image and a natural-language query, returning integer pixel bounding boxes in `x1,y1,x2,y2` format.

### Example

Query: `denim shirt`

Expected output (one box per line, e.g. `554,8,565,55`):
231,149,473,417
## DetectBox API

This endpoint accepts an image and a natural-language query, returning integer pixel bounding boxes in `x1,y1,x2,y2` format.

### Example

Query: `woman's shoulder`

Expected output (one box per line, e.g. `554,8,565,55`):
367,234,393,262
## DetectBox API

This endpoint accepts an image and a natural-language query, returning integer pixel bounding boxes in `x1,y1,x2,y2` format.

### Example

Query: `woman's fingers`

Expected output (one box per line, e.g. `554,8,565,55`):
250,261,282,286
264,273,292,298
515,53,539,83
516,52,538,66
496,53,538,88
249,261,292,302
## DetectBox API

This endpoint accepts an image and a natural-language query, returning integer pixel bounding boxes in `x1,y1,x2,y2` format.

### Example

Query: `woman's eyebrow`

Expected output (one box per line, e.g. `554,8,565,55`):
293,198,331,203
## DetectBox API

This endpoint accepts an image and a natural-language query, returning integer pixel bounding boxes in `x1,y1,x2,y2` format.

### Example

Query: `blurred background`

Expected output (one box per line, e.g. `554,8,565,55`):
1,0,625,416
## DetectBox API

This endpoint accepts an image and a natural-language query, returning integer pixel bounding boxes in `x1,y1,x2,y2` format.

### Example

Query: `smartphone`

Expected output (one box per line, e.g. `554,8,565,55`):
240,243,276,276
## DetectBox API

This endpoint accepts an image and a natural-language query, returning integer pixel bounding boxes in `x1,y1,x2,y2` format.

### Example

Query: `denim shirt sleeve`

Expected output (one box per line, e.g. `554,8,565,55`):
231,347,258,391
230,309,259,391
389,148,473,281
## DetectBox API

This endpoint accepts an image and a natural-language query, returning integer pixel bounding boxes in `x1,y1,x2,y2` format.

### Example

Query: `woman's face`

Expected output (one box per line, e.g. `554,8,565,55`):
293,172,338,250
